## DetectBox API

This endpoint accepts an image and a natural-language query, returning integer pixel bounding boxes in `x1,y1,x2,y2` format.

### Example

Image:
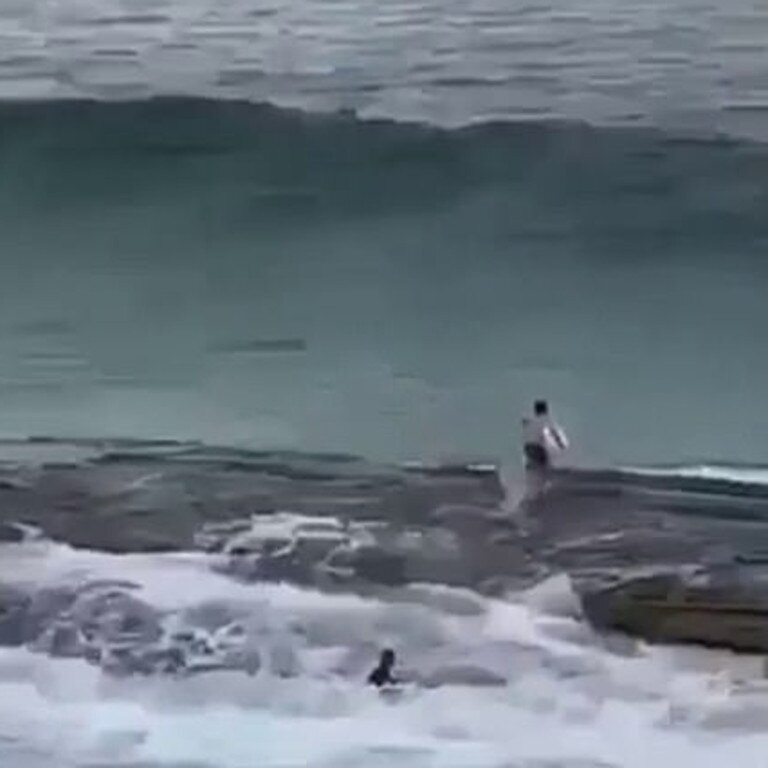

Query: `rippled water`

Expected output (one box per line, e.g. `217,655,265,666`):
0,0,767,134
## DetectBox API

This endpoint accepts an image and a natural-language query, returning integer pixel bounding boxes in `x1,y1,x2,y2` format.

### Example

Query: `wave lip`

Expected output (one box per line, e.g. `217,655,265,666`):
622,463,768,488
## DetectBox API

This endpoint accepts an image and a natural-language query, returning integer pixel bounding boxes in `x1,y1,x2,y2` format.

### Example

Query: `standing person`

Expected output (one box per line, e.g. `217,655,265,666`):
521,399,568,471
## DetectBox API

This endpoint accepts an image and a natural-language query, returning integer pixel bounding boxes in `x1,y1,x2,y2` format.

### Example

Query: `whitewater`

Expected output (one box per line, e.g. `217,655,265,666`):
1,442,768,768
2,537,768,768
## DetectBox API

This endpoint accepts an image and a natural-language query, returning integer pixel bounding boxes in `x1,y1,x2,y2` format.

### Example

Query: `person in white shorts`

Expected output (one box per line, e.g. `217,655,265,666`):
521,399,568,471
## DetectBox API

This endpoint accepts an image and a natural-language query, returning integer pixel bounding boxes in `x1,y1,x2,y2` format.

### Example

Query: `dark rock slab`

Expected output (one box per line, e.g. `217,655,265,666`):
579,567,768,653
0,584,30,645
0,523,25,543
0,439,506,556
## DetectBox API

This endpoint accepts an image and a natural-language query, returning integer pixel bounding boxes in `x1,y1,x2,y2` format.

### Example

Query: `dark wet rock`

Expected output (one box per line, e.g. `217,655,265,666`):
83,644,103,664
0,439,507,555
540,652,600,679
0,477,31,491
429,504,488,527
238,648,263,677
267,641,300,678
210,625,262,675
0,584,30,645
221,547,314,584
23,586,77,642
343,546,408,587
181,601,247,632
194,520,255,552
248,537,337,584
215,553,262,582
32,620,84,657
421,664,507,688
61,521,181,553
78,579,144,595
100,645,186,676
479,576,519,598
394,584,486,616
579,568,768,653
0,522,25,543
258,548,314,582
318,526,478,589
141,646,187,674
181,631,215,656
73,591,163,646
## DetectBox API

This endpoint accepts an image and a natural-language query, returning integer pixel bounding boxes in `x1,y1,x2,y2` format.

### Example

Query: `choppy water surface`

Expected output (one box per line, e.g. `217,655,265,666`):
0,0,767,135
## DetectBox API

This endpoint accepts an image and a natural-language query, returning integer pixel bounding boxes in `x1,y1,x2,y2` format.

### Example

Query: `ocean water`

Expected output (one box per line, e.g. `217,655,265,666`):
1,99,768,468
2,1,768,766
2,0,768,137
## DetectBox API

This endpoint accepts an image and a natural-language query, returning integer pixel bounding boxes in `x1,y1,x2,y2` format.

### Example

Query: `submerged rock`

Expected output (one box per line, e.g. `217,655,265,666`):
347,546,408,586
100,644,186,676
0,522,25,543
0,578,179,674
266,639,301,678
421,664,507,688
0,584,30,645
181,601,247,632
69,587,163,644
23,586,77,642
32,620,84,657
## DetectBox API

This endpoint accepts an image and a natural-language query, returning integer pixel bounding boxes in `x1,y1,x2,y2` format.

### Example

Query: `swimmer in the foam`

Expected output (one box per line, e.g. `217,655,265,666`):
367,648,399,687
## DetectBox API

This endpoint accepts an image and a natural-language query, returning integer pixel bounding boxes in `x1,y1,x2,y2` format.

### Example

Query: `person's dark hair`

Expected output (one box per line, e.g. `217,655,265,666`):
534,400,548,416
380,649,395,667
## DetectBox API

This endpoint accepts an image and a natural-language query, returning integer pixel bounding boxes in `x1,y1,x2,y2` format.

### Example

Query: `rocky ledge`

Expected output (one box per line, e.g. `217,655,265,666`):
0,439,546,594
3,439,768,657
527,467,768,654
579,567,768,653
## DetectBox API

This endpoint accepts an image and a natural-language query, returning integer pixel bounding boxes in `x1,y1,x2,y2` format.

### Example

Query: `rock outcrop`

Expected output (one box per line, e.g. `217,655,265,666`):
5,440,768,658
579,568,768,653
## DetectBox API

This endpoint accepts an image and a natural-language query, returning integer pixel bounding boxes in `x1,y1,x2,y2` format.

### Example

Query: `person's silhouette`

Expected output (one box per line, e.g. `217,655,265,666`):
367,648,398,687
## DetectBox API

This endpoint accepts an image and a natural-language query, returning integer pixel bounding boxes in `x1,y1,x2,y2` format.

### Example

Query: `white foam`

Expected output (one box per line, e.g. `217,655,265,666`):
221,512,351,556
3,649,768,768
0,540,376,618
3,541,768,767
522,573,583,620
622,464,768,486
